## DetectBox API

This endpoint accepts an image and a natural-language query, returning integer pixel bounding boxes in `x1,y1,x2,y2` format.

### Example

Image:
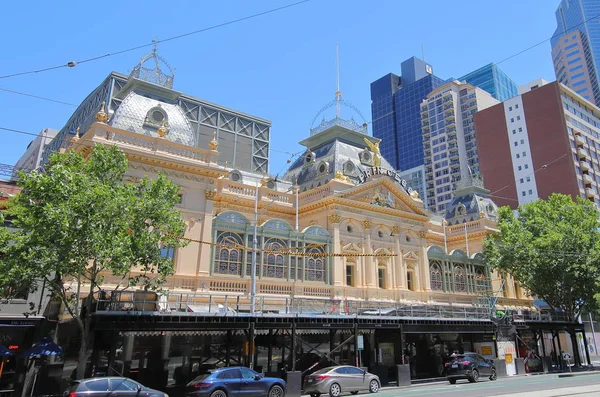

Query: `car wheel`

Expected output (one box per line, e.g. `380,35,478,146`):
468,368,479,383
269,385,284,397
489,368,497,381
329,382,341,397
368,379,379,393
351,392,359,395
210,390,227,397
448,378,456,385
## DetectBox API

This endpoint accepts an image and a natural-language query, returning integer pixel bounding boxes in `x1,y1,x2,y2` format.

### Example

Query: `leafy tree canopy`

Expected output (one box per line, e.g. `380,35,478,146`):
484,193,600,319
0,144,187,377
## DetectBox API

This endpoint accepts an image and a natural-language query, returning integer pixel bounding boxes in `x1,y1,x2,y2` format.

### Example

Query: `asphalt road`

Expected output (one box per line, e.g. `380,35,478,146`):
372,373,600,397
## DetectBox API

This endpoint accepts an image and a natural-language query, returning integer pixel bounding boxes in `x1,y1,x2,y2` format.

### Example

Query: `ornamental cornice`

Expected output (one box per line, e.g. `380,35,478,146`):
362,220,373,230
127,155,227,179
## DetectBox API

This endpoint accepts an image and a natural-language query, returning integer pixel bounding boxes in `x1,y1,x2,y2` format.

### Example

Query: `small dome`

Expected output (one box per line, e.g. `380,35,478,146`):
444,185,499,225
110,92,195,147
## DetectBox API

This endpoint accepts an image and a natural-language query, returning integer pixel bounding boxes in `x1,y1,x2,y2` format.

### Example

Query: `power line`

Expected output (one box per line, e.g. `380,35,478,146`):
495,12,600,65
0,87,77,107
0,0,312,80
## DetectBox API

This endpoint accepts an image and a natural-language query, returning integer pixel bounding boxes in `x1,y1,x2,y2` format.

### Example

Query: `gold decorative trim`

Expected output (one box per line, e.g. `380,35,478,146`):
392,226,400,235
96,102,108,123
328,214,342,223
362,220,373,230
209,131,219,151
419,231,427,238
205,190,216,200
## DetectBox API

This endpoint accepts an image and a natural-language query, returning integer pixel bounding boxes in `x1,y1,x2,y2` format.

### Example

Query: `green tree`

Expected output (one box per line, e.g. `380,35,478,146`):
484,193,600,319
0,144,187,378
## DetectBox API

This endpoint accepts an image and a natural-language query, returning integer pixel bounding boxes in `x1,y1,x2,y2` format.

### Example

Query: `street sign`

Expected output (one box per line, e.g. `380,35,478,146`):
357,335,364,351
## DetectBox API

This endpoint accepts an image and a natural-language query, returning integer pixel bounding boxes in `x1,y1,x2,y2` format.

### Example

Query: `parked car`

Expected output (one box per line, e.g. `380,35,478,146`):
303,366,380,397
185,366,286,397
65,377,167,397
445,353,497,384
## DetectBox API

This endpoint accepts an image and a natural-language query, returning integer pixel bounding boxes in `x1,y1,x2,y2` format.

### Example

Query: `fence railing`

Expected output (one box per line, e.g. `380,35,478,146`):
90,289,573,323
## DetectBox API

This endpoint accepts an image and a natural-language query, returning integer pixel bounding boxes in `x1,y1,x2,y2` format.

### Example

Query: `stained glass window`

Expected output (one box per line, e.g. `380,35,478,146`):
430,262,442,291
454,266,466,292
214,232,243,275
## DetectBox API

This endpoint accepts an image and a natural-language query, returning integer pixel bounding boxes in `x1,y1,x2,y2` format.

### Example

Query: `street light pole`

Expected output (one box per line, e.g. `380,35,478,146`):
295,185,299,232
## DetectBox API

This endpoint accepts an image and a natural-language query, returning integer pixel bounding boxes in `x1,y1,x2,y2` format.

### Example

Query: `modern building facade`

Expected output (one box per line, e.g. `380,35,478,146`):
420,81,499,214
458,63,518,102
371,57,446,171
42,51,271,174
475,79,600,209
551,0,600,105
13,128,58,178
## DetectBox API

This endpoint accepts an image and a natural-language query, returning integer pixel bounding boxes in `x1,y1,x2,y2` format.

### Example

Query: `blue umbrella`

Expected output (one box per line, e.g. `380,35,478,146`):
0,345,12,357
23,337,63,357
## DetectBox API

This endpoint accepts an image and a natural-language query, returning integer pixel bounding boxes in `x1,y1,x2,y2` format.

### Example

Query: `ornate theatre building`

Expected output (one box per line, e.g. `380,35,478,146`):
45,52,586,392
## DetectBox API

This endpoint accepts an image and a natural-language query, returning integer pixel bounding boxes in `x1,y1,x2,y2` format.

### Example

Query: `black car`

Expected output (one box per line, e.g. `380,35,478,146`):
65,377,167,397
445,353,497,384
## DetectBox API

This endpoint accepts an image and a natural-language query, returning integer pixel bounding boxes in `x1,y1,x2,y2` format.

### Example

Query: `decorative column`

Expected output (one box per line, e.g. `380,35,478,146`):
197,189,216,277
363,221,376,288
329,214,344,287
394,227,405,289
419,231,431,291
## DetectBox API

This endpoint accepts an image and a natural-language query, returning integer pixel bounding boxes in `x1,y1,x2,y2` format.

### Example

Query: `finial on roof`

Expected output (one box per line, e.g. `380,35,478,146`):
157,119,169,137
96,102,108,123
129,41,175,88
209,131,219,151
335,43,342,119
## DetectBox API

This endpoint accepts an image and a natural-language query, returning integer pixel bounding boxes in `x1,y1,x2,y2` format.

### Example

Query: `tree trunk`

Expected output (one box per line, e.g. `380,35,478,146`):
75,270,96,380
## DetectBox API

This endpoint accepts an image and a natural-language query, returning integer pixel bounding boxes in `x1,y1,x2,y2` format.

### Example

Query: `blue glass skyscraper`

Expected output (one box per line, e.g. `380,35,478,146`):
458,63,518,102
370,57,445,171
551,0,600,105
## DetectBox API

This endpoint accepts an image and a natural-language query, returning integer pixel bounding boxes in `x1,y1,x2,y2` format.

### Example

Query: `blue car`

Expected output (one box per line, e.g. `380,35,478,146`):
185,367,286,397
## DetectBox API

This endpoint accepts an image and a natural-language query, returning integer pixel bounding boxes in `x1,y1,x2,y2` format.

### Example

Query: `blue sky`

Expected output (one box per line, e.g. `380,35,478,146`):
1,0,558,175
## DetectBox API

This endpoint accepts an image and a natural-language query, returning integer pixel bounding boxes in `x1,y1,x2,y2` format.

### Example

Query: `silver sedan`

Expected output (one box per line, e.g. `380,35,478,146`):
303,366,380,397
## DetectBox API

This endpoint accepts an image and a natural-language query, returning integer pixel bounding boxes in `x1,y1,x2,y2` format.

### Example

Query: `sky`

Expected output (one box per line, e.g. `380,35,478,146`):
0,0,559,176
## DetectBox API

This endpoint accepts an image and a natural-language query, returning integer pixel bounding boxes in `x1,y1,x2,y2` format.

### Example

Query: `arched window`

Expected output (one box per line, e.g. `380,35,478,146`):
214,232,243,275
305,247,325,282
454,266,466,292
430,262,442,291
263,238,287,278
475,268,486,292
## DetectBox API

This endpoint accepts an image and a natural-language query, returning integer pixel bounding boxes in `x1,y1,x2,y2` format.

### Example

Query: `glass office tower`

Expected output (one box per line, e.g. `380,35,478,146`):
458,63,518,102
370,57,445,172
551,0,600,105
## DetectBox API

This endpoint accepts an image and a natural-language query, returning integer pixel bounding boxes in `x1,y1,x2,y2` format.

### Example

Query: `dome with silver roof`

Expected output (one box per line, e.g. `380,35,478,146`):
109,91,196,147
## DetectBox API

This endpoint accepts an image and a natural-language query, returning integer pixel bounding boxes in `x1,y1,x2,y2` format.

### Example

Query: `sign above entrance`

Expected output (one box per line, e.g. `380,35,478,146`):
357,167,414,195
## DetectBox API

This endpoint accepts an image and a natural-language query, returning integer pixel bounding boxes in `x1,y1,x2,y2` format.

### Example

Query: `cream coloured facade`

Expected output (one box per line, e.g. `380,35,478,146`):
71,114,528,311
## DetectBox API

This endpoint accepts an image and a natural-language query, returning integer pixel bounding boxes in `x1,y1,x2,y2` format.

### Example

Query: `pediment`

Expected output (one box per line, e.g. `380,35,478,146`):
403,251,419,261
342,242,361,252
340,177,423,214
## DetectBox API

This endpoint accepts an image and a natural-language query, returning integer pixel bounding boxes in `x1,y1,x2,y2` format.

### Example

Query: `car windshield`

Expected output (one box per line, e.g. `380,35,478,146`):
312,367,335,375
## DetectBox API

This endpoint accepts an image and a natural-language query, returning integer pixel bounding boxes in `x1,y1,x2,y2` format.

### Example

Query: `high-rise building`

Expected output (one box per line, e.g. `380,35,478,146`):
551,0,600,105
458,63,518,102
370,57,446,171
475,79,600,209
42,51,271,174
13,128,58,178
420,81,499,213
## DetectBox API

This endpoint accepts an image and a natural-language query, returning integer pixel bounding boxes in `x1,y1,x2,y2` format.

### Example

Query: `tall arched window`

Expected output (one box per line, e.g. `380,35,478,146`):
430,262,442,291
305,247,326,282
475,268,486,292
214,232,243,275
263,238,287,278
454,266,466,292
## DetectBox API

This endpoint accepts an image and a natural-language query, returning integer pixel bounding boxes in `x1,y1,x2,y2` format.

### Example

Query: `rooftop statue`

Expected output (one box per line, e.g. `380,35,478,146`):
363,137,382,167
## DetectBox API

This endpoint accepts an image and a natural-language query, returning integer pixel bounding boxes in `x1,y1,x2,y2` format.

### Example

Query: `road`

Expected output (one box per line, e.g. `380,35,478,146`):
373,373,600,397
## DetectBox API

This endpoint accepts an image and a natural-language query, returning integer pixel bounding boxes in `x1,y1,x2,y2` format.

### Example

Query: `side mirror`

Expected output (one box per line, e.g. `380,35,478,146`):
254,374,262,380
137,384,143,392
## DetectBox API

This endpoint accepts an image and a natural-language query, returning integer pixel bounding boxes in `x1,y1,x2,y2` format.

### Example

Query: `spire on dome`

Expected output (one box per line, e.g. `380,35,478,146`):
129,41,175,88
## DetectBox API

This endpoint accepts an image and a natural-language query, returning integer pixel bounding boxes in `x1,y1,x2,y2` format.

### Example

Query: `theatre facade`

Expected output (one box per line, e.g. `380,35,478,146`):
45,52,582,393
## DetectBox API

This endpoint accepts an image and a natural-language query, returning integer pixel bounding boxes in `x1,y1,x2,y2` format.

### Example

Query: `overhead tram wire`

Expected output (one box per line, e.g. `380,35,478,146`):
0,0,312,80
0,87,77,107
